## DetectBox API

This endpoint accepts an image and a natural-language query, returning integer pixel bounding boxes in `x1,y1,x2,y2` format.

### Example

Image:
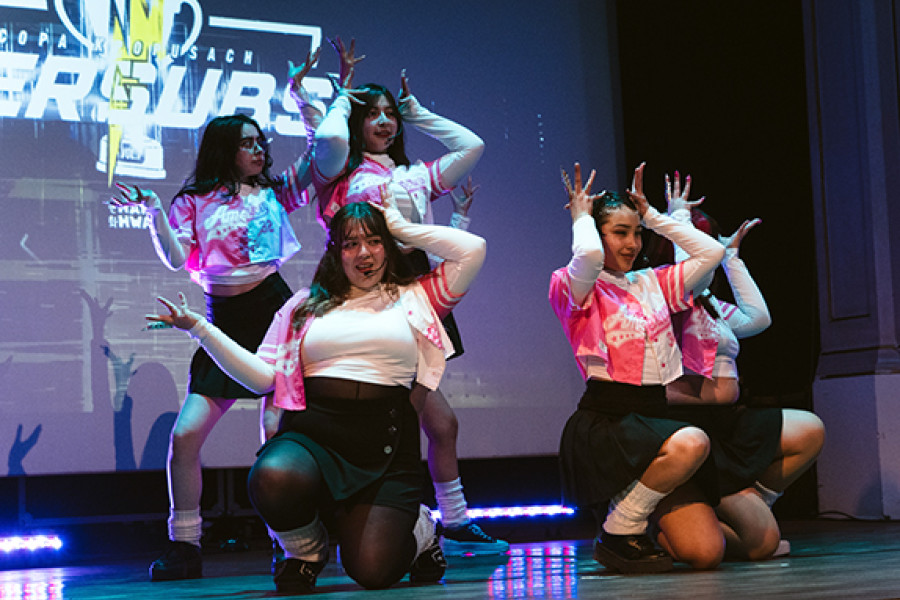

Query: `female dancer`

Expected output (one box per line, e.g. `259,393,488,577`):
147,194,487,592
662,194,825,561
111,51,322,581
550,163,726,573
310,65,507,555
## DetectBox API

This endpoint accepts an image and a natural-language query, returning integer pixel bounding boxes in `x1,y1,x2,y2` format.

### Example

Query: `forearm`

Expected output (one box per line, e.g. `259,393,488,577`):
566,214,604,305
401,95,484,189
188,319,277,394
148,209,187,270
312,93,352,179
388,215,485,295
723,249,771,335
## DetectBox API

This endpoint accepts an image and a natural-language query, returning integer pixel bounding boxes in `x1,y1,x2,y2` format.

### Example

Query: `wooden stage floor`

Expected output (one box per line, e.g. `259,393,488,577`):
2,520,899,599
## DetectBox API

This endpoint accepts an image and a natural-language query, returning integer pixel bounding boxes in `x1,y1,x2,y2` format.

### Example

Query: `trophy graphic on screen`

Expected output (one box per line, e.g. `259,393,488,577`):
54,0,202,183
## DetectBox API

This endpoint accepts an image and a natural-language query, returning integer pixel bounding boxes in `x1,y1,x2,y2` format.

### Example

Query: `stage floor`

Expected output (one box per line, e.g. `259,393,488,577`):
2,520,899,599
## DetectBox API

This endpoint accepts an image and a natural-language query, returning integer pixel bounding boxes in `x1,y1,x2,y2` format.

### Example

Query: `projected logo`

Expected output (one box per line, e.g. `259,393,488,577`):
0,0,326,185
54,0,203,182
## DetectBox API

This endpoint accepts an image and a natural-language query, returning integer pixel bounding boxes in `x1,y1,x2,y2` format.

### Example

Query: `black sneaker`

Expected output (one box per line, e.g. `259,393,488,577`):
273,557,327,594
409,535,447,583
593,530,673,574
441,521,510,556
149,540,202,581
271,539,286,575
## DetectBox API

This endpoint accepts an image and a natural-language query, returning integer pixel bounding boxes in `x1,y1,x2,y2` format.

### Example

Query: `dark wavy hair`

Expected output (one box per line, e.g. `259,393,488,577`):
590,191,649,270
177,114,279,198
339,84,410,183
292,202,416,331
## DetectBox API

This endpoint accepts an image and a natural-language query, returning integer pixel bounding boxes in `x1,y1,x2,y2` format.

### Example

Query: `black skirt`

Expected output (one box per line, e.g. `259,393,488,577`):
188,272,292,398
666,403,783,497
259,377,425,516
559,380,720,508
407,249,463,359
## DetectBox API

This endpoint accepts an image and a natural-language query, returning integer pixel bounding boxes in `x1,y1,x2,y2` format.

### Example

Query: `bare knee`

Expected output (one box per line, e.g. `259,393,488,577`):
783,410,826,458
665,427,710,465
683,543,725,570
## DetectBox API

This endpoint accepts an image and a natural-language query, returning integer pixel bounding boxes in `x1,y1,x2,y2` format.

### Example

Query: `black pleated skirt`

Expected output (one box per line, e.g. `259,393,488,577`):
559,379,720,508
188,272,292,398
666,403,783,496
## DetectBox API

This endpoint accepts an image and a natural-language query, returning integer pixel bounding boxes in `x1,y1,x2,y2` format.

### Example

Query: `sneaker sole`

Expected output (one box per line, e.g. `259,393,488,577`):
442,539,510,556
592,543,673,574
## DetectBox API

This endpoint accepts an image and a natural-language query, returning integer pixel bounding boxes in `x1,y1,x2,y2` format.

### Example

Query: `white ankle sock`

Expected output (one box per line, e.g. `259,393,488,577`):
434,478,469,528
602,481,667,536
275,518,328,563
412,505,437,556
754,481,783,508
168,508,202,547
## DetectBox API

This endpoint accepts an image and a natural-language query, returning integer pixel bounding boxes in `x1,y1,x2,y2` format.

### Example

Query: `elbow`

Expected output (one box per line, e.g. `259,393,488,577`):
710,245,726,264
469,136,486,161
471,236,487,272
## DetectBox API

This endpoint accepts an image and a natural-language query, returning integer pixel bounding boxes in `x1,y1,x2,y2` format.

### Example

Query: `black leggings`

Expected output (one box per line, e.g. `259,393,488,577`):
248,442,418,589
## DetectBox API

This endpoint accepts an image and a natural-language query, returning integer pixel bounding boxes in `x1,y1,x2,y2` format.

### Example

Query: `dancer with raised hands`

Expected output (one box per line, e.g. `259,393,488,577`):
109,49,324,582
549,162,727,573
659,187,825,561
146,189,486,592
308,50,507,556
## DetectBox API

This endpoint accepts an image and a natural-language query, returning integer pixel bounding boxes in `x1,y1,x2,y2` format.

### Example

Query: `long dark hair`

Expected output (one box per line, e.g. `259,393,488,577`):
177,114,279,198
339,84,410,183
292,203,416,331
590,191,649,270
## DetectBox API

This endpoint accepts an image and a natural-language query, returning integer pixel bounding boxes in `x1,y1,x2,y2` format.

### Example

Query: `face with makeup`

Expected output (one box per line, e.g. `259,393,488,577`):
341,222,387,292
600,206,643,272
234,122,266,181
362,95,398,153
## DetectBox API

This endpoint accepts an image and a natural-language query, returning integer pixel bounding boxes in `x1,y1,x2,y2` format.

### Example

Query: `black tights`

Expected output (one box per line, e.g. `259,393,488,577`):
248,440,418,590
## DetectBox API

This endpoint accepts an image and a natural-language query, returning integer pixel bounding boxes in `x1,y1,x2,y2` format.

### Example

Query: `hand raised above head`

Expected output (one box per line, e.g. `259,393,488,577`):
288,46,321,98
720,218,762,250
664,170,704,215
625,162,651,217
329,36,365,88
561,162,603,222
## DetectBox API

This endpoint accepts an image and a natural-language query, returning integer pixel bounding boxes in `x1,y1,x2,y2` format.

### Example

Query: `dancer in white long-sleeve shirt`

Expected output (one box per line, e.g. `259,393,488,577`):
147,191,486,592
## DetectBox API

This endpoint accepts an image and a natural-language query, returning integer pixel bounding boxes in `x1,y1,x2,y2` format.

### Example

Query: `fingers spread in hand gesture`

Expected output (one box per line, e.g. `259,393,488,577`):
147,293,199,331
288,46,321,93
625,162,651,216
720,218,762,249
561,162,603,221
110,182,162,212
663,169,703,215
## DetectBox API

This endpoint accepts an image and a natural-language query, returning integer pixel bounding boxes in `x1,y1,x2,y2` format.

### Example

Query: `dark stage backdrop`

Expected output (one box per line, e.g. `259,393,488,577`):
0,1,621,475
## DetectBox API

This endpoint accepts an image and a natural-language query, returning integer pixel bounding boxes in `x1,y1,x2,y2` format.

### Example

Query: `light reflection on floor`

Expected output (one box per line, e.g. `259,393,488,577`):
0,568,65,600
487,542,578,599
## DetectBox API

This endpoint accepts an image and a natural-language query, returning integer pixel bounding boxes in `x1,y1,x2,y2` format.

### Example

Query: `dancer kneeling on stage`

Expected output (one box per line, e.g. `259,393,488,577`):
147,192,486,592
657,191,825,561
312,48,507,555
549,163,726,573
